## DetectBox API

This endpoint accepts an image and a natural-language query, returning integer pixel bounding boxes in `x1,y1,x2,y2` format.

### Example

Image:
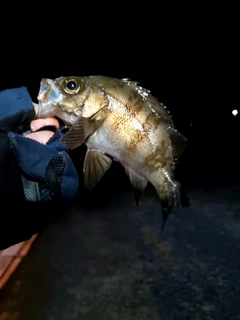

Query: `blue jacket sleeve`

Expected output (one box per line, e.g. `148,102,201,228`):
0,86,79,202
0,87,35,133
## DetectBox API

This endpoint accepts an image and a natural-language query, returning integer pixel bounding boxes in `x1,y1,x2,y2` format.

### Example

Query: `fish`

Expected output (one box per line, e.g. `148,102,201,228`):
37,75,189,227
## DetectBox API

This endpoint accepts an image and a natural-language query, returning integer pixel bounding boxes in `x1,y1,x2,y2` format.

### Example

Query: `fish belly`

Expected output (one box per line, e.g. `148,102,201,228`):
85,104,173,183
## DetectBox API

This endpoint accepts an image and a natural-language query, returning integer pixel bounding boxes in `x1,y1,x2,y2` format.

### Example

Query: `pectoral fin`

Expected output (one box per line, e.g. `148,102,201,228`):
61,117,101,150
84,148,113,190
125,168,148,205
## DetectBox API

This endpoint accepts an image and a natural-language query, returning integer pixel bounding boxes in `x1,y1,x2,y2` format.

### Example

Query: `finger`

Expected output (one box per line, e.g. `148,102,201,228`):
25,131,55,144
30,117,60,132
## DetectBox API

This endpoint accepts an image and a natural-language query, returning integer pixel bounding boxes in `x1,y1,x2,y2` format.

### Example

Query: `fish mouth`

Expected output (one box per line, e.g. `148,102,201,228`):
37,102,81,125
37,101,57,118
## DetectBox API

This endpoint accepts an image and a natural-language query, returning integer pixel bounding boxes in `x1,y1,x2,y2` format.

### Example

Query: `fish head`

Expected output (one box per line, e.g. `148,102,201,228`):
37,76,86,125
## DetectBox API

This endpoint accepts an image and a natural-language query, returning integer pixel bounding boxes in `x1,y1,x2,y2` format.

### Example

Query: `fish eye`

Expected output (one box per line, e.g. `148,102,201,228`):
67,80,77,90
63,78,83,94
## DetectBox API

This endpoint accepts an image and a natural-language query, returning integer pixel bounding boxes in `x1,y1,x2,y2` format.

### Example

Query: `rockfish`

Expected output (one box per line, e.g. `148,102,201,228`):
37,75,189,226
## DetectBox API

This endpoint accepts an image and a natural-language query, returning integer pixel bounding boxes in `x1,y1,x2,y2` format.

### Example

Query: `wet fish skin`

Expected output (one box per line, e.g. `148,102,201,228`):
37,75,189,225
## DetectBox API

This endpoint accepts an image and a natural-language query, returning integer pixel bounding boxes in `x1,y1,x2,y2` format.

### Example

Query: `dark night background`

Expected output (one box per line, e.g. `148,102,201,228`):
0,3,239,178
0,2,240,320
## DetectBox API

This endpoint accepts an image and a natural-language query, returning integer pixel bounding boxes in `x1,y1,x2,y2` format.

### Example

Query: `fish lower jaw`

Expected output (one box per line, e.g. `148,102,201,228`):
58,110,81,125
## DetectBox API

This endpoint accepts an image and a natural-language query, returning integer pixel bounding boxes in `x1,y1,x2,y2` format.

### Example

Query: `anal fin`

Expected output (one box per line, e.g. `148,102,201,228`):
125,168,148,205
84,148,113,190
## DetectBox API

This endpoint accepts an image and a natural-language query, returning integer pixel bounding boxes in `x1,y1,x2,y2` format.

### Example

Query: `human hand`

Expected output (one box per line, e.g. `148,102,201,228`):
26,103,60,143
0,86,79,202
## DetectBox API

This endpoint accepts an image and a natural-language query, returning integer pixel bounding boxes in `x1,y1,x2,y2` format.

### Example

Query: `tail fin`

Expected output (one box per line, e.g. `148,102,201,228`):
157,182,190,230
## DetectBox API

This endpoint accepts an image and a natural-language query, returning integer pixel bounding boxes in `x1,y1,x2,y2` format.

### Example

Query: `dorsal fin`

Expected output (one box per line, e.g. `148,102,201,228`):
122,80,173,126
167,127,187,162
